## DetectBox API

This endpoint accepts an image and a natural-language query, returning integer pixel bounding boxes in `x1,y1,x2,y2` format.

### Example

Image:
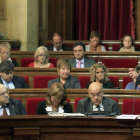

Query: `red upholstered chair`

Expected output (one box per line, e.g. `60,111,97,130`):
74,98,83,112
78,76,90,89
26,98,46,114
122,99,140,115
33,75,59,88
49,58,57,67
20,58,57,67
122,77,133,89
102,58,138,68
93,58,98,63
26,98,70,115
108,76,119,88
20,76,29,86
11,58,17,61
21,58,34,67
112,44,120,51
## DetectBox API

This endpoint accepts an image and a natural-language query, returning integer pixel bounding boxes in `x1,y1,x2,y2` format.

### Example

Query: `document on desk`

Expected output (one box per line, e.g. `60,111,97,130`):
48,113,85,117
116,115,139,119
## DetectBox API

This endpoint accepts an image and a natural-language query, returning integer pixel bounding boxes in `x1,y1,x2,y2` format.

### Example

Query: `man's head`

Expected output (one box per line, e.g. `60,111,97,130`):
52,33,63,51
0,60,14,83
0,84,9,105
0,42,11,61
88,82,104,106
73,42,85,60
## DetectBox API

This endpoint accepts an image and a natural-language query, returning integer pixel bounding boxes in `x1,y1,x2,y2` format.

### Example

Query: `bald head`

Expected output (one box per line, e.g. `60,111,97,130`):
89,82,103,92
88,82,103,106
0,84,9,105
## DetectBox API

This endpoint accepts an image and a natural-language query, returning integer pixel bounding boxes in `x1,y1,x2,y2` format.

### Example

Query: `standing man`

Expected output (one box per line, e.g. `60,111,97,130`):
0,60,29,89
69,42,96,68
0,84,27,115
46,33,72,51
76,82,120,114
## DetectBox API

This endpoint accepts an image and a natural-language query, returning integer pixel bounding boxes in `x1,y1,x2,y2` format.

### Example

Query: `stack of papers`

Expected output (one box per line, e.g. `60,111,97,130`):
116,115,139,119
48,113,85,117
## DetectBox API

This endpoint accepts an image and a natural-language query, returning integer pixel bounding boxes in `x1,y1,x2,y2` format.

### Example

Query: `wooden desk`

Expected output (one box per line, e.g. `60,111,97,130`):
0,115,140,139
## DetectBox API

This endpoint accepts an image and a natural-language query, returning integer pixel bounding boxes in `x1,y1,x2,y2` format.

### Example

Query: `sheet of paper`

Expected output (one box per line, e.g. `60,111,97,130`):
116,115,139,119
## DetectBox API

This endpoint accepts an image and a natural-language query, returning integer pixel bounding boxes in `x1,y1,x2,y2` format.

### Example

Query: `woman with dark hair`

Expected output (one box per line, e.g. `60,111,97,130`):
86,63,114,89
36,82,72,114
85,31,106,52
119,35,139,52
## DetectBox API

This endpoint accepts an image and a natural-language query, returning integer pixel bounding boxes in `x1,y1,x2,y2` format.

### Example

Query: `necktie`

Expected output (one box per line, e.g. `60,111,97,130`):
77,61,82,68
2,106,8,116
96,105,101,111
5,82,10,89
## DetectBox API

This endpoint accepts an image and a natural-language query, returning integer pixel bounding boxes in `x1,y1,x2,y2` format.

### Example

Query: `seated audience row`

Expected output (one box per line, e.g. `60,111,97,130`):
46,32,139,52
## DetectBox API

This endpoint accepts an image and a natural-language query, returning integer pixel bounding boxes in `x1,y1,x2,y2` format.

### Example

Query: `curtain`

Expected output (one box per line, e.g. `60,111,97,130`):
75,0,135,40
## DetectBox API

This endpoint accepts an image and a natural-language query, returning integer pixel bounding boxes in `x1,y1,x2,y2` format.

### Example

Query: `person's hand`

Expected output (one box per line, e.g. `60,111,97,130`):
128,68,139,79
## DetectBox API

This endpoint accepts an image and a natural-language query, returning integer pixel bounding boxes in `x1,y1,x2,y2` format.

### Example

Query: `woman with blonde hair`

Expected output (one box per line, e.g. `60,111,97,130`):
86,63,114,88
36,82,72,114
28,46,54,68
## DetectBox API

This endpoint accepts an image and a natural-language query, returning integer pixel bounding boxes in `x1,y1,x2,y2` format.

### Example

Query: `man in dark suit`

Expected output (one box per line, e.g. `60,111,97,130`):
69,42,96,68
46,33,72,51
0,60,29,89
76,82,120,115
0,84,27,115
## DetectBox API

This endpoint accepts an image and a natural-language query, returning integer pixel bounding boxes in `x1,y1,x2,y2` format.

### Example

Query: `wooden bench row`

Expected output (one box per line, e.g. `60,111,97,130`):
13,67,130,89
9,89,139,113
10,51,140,66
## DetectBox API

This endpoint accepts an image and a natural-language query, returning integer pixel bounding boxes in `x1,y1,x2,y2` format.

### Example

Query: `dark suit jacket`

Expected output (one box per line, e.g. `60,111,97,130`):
69,57,96,68
7,98,27,115
46,44,72,51
36,100,72,114
0,76,29,88
76,97,120,115
47,75,81,89
86,81,114,89
12,59,19,67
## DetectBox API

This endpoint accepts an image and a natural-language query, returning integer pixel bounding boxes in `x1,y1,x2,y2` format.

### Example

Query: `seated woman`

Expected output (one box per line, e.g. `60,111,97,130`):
86,63,114,88
36,82,72,114
0,42,19,67
85,31,106,52
47,58,81,89
28,46,54,68
119,35,139,52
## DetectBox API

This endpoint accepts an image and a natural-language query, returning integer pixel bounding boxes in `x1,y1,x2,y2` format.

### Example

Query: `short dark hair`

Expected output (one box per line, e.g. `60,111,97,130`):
0,60,14,72
73,42,85,51
89,31,101,39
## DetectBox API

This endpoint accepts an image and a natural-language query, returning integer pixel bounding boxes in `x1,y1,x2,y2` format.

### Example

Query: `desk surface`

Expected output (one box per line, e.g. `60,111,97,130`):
0,115,139,140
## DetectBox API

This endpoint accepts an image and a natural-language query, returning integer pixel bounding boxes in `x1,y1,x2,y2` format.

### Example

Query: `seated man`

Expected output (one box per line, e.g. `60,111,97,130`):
69,42,96,68
76,82,120,114
0,42,19,67
46,33,72,51
0,84,27,115
0,60,29,89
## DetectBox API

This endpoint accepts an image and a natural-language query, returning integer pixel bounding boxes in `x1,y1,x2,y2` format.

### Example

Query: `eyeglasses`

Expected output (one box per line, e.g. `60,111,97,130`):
73,50,84,53
53,42,62,45
60,68,70,72
91,40,100,43
38,54,47,57
90,92,102,97
0,91,9,96
1,52,9,55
